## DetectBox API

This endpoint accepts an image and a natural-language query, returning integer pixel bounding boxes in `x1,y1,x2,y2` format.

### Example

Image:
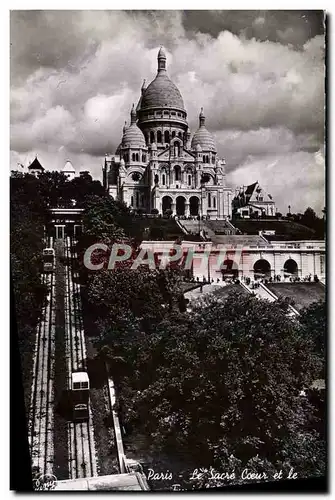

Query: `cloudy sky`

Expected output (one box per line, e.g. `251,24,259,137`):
10,10,325,214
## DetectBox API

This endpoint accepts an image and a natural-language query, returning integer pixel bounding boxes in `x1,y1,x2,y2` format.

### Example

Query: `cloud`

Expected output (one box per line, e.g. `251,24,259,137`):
10,10,325,214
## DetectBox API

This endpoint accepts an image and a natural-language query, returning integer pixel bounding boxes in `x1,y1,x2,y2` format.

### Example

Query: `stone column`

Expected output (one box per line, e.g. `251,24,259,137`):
171,202,176,215
185,202,190,217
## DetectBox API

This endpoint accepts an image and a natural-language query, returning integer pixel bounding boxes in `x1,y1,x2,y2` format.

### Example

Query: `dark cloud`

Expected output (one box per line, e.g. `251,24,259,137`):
182,10,325,47
10,10,325,213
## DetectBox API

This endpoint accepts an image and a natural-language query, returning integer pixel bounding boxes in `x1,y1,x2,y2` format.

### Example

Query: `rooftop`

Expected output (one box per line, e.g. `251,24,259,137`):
28,157,44,171
72,372,89,384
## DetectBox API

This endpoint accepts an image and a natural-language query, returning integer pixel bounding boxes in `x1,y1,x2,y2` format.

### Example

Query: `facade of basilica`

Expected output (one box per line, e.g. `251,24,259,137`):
103,47,232,218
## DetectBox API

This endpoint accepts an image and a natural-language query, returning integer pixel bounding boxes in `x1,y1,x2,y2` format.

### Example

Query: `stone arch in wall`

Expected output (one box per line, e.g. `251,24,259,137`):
283,258,298,276
189,196,200,216
253,259,271,278
162,195,173,214
174,165,181,182
161,168,167,186
164,130,170,144
176,196,186,216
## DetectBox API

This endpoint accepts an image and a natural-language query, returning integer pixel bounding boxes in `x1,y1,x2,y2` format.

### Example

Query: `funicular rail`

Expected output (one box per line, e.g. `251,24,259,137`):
28,236,55,477
64,236,97,479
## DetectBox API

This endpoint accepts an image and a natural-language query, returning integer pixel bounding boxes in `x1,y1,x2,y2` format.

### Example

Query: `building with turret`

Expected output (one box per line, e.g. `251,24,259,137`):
62,160,76,181
103,47,232,218
232,182,276,218
27,156,45,177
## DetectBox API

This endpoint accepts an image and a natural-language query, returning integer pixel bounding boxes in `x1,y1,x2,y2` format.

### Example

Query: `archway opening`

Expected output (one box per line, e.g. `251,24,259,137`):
164,130,170,143
283,259,298,277
253,259,271,278
176,196,186,216
174,165,181,181
221,259,238,279
162,196,173,215
189,196,199,216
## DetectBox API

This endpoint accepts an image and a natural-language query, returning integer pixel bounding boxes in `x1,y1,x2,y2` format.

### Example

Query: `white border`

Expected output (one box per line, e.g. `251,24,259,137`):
3,4,331,498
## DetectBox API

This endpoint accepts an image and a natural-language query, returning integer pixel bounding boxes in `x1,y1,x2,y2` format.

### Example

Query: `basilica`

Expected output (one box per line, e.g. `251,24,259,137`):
103,47,232,218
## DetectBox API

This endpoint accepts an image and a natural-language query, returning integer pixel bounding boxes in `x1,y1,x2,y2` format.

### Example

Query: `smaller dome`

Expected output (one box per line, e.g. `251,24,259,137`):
191,108,217,152
122,125,146,148
63,160,75,172
121,105,146,149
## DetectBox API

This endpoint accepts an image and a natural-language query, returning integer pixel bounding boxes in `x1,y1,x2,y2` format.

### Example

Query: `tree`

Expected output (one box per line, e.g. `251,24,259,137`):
65,174,106,206
299,300,326,362
11,172,49,409
86,267,182,326
109,291,324,480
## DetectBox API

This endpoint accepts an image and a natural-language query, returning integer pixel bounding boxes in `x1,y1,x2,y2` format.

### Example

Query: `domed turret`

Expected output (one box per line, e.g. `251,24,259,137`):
122,105,146,148
140,47,185,110
191,108,217,152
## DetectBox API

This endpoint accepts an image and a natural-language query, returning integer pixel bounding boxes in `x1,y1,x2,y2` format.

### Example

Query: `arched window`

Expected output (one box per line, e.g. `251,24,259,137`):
213,197,216,208
150,131,155,143
135,153,139,162
141,195,144,207
172,131,176,138
212,156,215,164
162,174,166,185
132,153,135,161
131,196,134,206
142,154,146,162
145,134,149,145
178,131,182,139
174,165,181,181
164,130,170,143
208,192,211,208
154,174,159,184
157,130,162,143
136,192,139,207
188,175,192,186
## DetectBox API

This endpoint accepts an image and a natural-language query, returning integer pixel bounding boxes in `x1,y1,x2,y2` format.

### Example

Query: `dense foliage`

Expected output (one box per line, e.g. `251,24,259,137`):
10,170,107,406
12,170,325,486
75,192,326,485
287,207,325,239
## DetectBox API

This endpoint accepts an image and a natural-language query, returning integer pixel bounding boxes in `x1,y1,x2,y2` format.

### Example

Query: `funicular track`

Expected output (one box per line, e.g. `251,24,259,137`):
64,236,98,479
28,237,56,477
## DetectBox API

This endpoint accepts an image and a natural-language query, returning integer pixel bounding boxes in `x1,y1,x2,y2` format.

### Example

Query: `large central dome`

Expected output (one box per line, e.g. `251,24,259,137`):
140,47,185,111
